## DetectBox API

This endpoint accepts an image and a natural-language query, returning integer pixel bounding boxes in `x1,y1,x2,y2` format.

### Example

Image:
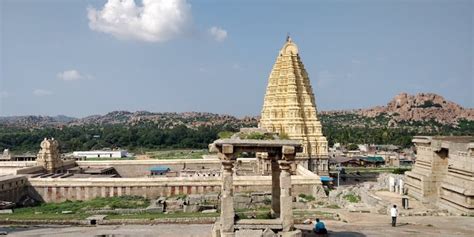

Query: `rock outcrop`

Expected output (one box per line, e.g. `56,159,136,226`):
357,93,473,125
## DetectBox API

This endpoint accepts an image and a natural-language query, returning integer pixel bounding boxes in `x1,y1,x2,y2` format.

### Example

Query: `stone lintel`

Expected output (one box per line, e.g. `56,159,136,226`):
222,144,234,155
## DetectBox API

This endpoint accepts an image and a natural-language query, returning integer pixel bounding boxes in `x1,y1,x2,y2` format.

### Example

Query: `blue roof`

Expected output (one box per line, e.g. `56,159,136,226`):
320,176,334,182
150,166,170,172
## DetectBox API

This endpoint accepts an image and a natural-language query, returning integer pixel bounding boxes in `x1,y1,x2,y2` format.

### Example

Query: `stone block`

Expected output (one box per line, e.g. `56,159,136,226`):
280,230,302,237
222,144,234,155
183,204,200,213
188,194,203,205
262,228,276,237
236,229,263,237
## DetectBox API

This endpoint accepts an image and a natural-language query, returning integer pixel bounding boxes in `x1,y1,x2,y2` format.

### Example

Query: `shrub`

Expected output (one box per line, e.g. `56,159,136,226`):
298,193,315,202
218,131,234,139
343,194,361,203
263,198,272,205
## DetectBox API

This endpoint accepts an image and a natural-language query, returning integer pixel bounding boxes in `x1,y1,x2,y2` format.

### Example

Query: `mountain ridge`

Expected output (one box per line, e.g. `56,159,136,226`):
1,93,472,128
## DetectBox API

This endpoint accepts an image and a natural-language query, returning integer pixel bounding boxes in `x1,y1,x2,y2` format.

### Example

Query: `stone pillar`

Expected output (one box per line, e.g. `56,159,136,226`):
279,160,293,232
220,160,235,237
271,159,281,216
389,176,395,192
399,179,404,195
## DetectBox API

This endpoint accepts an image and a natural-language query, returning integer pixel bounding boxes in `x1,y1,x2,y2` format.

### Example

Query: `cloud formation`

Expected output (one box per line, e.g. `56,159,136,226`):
209,26,227,42
57,70,91,81
33,89,53,96
88,0,192,42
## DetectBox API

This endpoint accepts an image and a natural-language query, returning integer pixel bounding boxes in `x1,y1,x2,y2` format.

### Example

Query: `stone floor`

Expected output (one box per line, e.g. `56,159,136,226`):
1,215,473,237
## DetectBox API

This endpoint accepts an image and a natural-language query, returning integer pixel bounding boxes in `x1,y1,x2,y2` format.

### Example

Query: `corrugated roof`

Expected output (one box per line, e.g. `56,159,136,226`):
150,166,170,172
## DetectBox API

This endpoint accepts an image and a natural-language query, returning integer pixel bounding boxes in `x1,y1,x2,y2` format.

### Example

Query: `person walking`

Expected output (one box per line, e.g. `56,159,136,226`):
390,204,398,227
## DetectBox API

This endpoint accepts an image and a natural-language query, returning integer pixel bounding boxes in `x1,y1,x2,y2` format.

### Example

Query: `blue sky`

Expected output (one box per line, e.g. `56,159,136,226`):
1,0,472,117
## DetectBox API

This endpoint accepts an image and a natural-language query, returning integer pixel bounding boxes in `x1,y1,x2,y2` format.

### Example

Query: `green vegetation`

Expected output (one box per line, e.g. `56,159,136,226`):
0,196,149,220
298,194,315,202
2,111,473,154
326,204,341,209
343,194,361,203
391,168,411,174
320,114,474,148
279,132,290,140
0,123,227,153
347,143,359,151
146,149,207,159
218,131,234,139
239,131,274,140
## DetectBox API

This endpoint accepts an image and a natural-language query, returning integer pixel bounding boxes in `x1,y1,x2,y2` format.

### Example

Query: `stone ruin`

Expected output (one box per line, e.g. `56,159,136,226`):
210,138,303,237
36,138,63,173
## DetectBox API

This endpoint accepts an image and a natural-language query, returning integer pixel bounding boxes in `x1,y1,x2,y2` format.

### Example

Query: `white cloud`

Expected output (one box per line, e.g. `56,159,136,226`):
57,70,91,81
33,89,53,96
87,0,192,42
209,26,227,42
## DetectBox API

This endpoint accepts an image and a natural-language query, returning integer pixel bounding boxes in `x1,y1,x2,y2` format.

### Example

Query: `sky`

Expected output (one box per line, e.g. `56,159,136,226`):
0,0,473,118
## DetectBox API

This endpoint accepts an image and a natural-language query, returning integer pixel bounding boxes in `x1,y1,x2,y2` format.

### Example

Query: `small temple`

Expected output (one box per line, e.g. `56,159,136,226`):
259,37,329,175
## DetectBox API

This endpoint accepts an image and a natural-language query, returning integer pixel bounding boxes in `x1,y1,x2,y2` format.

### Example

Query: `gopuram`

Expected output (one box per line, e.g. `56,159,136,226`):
211,138,303,237
36,138,63,173
259,37,329,175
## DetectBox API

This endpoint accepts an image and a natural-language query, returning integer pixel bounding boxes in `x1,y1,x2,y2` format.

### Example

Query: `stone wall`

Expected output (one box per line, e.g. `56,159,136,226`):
27,165,322,203
76,159,222,177
405,136,474,214
0,175,28,203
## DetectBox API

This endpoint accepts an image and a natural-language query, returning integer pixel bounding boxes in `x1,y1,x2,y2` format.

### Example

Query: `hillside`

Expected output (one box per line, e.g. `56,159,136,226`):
0,93,472,152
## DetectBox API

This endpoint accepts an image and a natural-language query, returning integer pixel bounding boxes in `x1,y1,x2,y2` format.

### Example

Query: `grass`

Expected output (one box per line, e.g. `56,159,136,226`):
343,194,361,203
85,157,136,161
326,204,341,209
146,149,208,159
2,196,149,218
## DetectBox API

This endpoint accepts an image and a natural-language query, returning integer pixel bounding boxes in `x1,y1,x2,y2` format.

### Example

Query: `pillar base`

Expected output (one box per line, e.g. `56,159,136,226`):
280,230,302,237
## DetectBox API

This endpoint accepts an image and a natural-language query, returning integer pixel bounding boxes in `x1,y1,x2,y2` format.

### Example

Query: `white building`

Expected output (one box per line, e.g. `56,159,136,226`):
72,150,128,158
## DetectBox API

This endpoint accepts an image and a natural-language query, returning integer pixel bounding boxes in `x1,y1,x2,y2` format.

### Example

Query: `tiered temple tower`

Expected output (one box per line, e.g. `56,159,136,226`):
36,138,63,173
259,37,329,175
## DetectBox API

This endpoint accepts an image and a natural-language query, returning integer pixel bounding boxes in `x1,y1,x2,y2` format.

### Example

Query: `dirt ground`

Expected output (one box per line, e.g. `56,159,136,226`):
1,215,473,237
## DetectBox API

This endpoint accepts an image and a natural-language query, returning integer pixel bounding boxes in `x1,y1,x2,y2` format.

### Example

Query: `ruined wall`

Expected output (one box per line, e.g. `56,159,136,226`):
0,175,28,203
405,136,474,215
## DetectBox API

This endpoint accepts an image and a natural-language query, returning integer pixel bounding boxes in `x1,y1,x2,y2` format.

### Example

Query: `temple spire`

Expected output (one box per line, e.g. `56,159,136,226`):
259,38,329,175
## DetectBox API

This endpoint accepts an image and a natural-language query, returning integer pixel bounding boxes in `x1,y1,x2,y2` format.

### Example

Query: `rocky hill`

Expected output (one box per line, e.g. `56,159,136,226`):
322,93,473,126
0,111,258,129
1,93,471,129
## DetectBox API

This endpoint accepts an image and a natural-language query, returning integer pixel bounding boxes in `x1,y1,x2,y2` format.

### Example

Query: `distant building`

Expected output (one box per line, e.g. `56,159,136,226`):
72,150,128,159
150,166,171,176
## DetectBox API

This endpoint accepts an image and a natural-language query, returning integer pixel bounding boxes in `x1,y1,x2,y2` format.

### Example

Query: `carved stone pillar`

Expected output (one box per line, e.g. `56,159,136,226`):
271,159,281,216
279,160,293,232
220,160,235,237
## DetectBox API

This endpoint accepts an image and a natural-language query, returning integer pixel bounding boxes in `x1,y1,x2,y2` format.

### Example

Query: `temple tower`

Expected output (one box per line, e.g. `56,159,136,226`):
36,138,63,173
259,37,329,175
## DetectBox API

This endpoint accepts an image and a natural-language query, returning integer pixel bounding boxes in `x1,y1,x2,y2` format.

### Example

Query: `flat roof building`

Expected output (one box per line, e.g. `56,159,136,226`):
72,150,128,159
